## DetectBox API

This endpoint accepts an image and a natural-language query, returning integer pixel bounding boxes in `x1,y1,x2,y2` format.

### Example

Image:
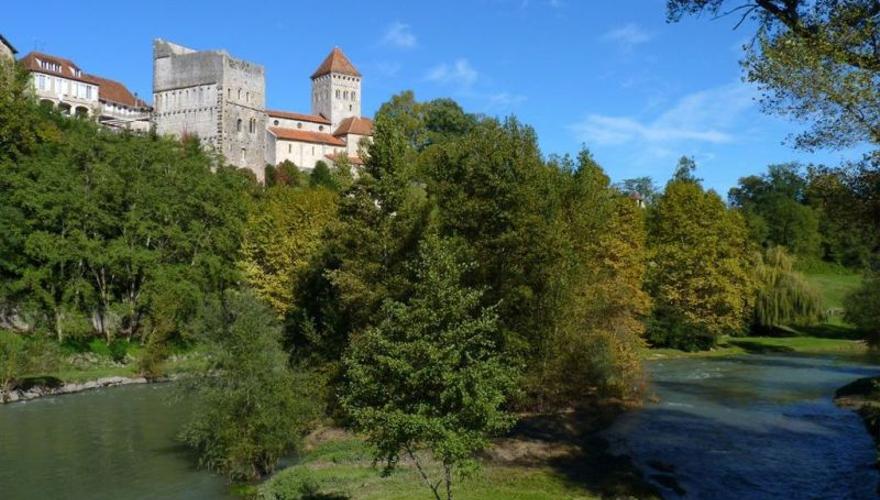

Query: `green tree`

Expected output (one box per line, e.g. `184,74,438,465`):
753,246,824,331
309,160,336,189
341,236,516,500
668,0,880,149
180,290,317,481
844,273,880,347
647,169,756,350
730,164,822,257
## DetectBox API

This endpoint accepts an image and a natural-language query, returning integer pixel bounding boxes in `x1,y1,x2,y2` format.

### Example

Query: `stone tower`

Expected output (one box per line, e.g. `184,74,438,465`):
152,39,268,180
310,47,361,132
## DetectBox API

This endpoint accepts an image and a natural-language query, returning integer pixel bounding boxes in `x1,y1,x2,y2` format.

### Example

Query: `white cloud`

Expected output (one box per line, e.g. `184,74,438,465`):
381,22,417,49
601,23,653,50
571,83,756,147
425,59,479,88
485,92,527,110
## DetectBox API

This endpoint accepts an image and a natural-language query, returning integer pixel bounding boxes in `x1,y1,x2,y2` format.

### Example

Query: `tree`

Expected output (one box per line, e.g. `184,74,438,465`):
668,0,880,149
647,168,756,350
533,151,650,407
753,246,824,331
309,160,336,189
729,164,822,257
618,176,659,205
341,236,516,500
180,290,317,481
238,186,337,316
844,273,880,347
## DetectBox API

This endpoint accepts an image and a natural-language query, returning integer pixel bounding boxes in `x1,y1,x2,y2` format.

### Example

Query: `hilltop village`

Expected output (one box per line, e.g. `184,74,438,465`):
0,34,373,182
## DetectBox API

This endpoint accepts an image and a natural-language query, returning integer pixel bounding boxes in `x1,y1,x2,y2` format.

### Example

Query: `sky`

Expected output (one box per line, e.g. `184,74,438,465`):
4,0,869,194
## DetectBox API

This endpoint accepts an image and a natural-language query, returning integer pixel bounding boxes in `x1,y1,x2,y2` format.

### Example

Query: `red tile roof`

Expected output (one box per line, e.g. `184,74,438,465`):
19,51,94,84
269,127,346,146
333,116,373,137
84,74,150,110
325,153,366,166
267,109,331,125
311,47,361,79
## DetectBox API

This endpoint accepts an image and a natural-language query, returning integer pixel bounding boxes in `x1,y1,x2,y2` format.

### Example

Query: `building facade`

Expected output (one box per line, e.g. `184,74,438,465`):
0,34,17,62
19,51,151,130
152,39,267,179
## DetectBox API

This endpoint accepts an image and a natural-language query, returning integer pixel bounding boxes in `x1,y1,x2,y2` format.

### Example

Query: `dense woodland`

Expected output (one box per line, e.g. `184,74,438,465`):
2,1,880,496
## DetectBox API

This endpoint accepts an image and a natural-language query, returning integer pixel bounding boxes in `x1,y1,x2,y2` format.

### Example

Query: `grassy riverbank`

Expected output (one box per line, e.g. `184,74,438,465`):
257,411,660,500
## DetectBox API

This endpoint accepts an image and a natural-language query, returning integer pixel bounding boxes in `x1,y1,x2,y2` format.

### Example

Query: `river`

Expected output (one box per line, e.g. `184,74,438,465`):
606,354,880,498
0,383,230,500
1,354,879,499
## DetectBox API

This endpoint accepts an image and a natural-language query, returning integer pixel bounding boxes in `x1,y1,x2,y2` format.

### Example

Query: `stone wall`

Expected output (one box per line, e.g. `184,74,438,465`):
152,39,267,181
312,73,361,131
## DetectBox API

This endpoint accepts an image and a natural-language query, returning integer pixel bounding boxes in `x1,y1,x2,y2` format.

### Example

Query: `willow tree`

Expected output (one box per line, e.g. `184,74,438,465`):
753,246,824,331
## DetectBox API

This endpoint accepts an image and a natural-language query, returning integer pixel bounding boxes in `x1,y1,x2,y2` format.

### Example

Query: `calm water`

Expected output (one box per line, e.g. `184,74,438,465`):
606,354,880,499
0,384,231,500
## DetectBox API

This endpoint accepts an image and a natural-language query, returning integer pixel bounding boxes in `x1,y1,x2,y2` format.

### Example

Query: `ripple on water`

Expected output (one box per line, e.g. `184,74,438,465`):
606,355,880,499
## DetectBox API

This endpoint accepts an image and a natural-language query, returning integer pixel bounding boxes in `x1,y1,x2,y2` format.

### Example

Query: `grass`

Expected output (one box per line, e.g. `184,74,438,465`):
258,435,603,500
648,268,869,361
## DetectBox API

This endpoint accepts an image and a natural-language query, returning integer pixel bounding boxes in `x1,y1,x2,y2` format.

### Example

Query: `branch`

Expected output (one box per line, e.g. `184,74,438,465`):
406,446,442,500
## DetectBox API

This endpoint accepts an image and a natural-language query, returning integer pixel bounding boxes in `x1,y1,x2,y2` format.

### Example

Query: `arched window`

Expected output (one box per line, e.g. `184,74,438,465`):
343,91,348,100
351,91,356,101
237,118,242,132
335,89,340,99
288,144,292,153
238,89,242,100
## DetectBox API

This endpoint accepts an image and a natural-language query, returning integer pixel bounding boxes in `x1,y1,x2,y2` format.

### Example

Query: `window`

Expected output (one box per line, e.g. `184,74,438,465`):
351,91,356,101
335,89,340,99
228,88,231,99
249,118,256,134
297,122,302,129
288,144,292,153
343,91,348,100
237,119,242,132
319,125,324,131
273,120,279,126
238,89,242,100
246,91,250,103
241,148,246,163
349,105,352,111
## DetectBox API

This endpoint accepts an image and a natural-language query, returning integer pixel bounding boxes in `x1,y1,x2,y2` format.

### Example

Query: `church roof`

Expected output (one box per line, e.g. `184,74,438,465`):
333,116,373,137
311,47,361,79
269,127,346,146
267,109,331,125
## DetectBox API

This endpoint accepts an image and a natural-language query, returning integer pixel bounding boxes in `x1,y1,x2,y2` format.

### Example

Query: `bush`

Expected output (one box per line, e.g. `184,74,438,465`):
88,338,112,358
180,290,319,480
844,274,880,347
0,330,60,397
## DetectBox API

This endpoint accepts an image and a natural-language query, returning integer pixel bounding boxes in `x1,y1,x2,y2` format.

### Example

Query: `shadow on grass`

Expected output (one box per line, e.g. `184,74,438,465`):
499,408,664,499
727,340,796,355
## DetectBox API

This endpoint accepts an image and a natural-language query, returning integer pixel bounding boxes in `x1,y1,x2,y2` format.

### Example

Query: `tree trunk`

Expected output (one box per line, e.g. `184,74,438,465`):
444,462,453,500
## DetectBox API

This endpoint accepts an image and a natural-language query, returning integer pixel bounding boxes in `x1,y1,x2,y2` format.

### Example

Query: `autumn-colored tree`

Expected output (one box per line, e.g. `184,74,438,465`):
239,186,337,316
647,172,756,350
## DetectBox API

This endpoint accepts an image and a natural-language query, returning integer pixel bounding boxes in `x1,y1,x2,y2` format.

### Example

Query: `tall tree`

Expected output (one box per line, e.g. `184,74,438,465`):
647,168,756,350
341,236,516,500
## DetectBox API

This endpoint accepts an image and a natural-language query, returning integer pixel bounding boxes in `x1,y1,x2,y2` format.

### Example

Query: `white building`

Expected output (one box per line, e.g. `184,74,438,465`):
267,47,372,171
20,51,151,130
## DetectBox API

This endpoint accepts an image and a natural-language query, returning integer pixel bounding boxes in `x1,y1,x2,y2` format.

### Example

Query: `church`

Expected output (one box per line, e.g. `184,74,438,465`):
152,40,373,182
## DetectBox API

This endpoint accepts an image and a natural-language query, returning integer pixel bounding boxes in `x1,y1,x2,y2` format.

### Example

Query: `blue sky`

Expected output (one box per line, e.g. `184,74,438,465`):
4,0,868,194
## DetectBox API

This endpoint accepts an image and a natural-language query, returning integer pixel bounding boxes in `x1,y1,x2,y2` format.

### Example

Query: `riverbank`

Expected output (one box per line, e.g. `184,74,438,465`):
835,376,880,458
257,404,661,499
647,334,869,361
1,352,205,404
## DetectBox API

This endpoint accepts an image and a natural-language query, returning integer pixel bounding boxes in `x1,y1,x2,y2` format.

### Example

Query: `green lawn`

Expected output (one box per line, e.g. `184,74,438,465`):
258,435,603,500
803,270,862,311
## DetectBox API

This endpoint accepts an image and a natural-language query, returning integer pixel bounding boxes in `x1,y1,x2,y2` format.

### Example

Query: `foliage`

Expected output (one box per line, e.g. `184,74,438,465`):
844,273,880,347
239,186,337,316
529,151,650,407
375,91,478,152
310,161,336,189
341,236,516,500
0,71,251,343
180,290,318,481
267,160,309,188
647,168,756,350
729,164,822,257
752,247,825,330
0,330,59,397
617,176,659,205
668,0,880,149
